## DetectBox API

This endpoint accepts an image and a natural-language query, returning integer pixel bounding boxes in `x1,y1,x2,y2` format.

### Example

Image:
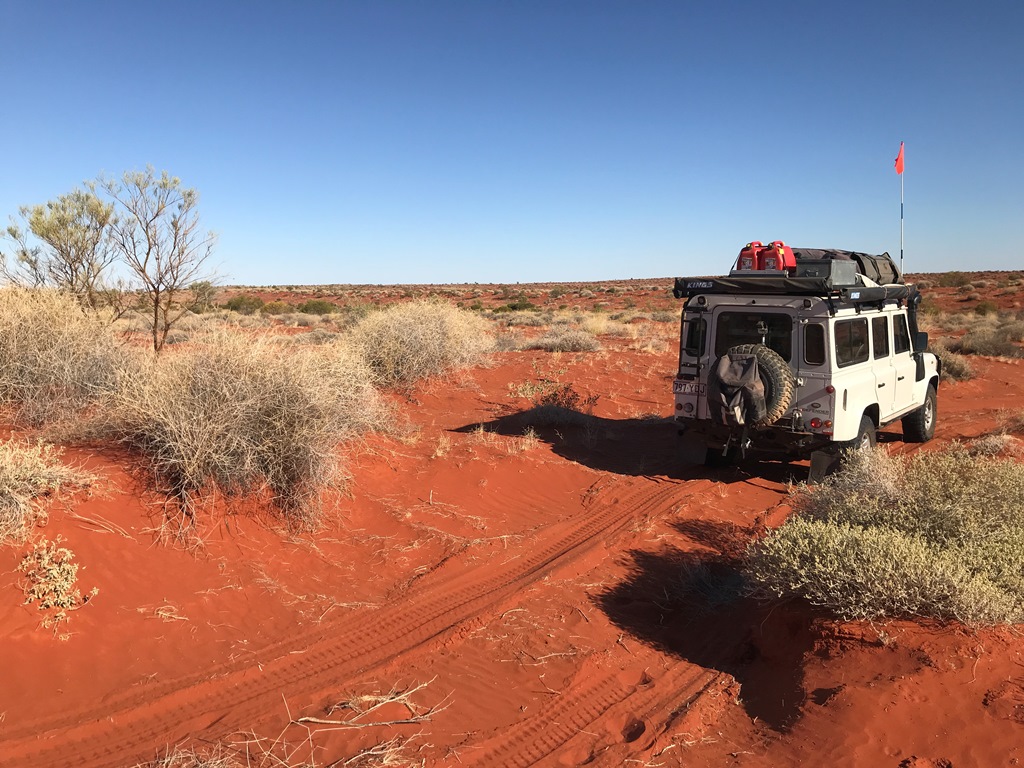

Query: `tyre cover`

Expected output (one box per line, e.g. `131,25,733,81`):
707,352,767,427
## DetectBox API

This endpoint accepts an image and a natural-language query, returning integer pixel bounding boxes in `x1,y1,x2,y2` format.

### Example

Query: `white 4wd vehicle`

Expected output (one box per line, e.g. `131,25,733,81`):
672,247,940,474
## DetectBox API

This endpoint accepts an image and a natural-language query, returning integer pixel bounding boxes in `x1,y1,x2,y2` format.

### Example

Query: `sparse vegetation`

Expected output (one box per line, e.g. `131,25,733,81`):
527,327,600,353
223,294,265,315
19,536,98,636
930,341,975,381
98,331,388,527
948,328,1024,358
350,300,493,386
295,299,337,315
747,447,1024,624
0,286,125,425
0,440,93,544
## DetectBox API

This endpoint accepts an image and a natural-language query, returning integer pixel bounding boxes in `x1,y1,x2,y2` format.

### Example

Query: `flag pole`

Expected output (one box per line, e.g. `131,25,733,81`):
895,141,905,276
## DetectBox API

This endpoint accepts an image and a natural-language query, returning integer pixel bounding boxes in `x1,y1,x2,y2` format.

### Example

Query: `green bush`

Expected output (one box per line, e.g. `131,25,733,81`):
0,287,124,425
99,331,388,527
296,299,337,315
260,300,290,315
223,295,265,315
746,447,1024,624
350,300,494,386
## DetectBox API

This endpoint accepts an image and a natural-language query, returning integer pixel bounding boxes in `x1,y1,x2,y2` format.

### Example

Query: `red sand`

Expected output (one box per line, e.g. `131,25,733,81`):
2,324,1023,766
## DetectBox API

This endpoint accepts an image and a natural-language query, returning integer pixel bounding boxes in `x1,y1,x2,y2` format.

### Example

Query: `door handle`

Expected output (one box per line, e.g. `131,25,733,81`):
878,383,886,388
897,376,905,381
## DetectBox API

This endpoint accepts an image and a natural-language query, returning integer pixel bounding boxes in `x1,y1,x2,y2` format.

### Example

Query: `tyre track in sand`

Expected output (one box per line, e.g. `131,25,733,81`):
2,476,708,768
464,660,725,767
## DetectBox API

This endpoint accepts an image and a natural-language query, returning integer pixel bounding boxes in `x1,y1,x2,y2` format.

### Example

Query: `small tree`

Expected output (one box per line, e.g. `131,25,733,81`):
1,185,117,311
187,280,218,313
104,168,216,352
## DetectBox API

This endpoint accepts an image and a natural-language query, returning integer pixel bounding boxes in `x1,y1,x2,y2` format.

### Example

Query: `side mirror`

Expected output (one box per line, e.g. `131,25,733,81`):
914,331,928,352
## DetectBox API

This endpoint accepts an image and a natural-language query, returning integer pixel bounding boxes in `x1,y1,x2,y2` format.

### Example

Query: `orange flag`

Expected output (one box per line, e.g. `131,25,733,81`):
894,142,905,175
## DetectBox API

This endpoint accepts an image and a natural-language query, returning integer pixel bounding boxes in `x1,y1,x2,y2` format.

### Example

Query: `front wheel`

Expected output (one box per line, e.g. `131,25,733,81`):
902,384,937,443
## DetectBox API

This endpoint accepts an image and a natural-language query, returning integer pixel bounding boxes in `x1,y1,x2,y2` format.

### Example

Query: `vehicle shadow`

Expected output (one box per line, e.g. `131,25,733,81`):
595,518,824,731
453,408,810,485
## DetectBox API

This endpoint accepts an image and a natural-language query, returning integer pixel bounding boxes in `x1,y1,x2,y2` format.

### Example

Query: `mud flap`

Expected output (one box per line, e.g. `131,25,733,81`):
808,449,842,483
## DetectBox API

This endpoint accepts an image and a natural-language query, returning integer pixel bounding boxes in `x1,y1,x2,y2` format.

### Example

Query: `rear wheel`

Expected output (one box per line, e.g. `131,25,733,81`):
902,384,936,443
846,414,877,452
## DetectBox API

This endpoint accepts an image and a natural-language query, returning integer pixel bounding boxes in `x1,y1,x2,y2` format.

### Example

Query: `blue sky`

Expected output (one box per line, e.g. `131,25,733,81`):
1,1,1021,285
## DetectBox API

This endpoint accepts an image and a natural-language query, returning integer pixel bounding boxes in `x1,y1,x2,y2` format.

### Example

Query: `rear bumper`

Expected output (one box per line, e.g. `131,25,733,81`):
675,416,833,457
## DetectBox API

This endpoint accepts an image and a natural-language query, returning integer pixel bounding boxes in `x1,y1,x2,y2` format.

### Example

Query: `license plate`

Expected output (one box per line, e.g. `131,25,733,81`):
673,380,705,395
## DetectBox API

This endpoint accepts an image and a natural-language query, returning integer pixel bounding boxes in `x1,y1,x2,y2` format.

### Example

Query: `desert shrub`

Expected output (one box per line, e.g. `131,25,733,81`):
494,311,550,327
296,299,337,315
651,311,678,323
528,328,601,353
260,300,290,315
999,409,1024,434
350,300,494,386
746,447,1024,624
522,382,599,427
99,331,388,526
493,295,536,312
975,300,998,315
967,434,1022,457
19,537,98,635
280,312,321,327
0,440,93,544
929,341,975,381
938,272,970,288
223,294,264,315
0,287,124,425
949,329,1024,358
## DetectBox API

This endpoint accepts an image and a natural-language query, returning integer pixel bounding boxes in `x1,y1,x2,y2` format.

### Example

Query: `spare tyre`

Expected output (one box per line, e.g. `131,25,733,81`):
713,343,795,426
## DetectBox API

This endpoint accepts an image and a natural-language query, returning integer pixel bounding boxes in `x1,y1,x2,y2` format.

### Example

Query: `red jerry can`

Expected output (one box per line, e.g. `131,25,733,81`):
736,241,763,271
762,241,796,272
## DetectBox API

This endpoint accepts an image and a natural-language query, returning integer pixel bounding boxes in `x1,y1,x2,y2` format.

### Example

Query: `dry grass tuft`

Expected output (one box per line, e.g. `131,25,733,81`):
0,287,125,425
98,331,388,528
351,300,493,386
527,327,600,353
0,440,93,544
929,340,975,381
747,446,1024,624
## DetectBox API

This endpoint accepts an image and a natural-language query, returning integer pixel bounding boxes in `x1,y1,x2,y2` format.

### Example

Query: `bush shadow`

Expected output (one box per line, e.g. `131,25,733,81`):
596,518,823,731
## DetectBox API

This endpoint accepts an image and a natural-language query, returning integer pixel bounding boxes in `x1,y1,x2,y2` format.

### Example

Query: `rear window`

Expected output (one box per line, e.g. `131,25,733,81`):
804,323,826,366
835,318,869,367
715,312,793,361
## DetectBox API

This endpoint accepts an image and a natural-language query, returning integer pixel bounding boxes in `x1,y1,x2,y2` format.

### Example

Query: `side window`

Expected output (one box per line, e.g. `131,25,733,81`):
681,316,706,358
893,314,911,354
804,323,826,366
872,316,890,359
835,318,869,367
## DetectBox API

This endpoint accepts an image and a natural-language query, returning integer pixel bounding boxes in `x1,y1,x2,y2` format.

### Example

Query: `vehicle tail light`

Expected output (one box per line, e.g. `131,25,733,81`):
825,385,835,394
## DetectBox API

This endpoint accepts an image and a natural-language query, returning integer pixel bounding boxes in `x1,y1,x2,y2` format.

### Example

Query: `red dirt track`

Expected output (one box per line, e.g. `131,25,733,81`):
2,297,1024,766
